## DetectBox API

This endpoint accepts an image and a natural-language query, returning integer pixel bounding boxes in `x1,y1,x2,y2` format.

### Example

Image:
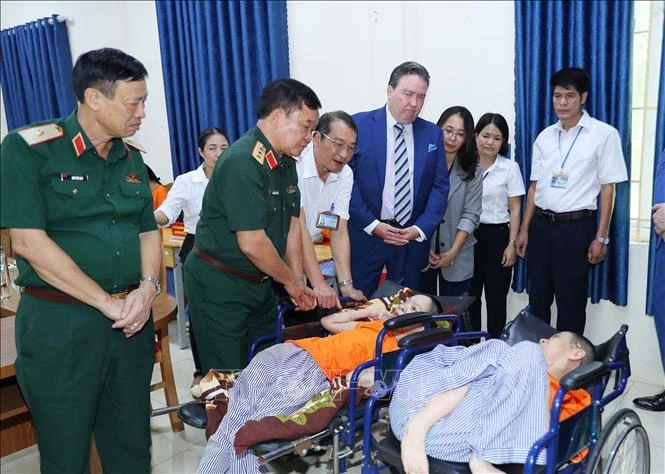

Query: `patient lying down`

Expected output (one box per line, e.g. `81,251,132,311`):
198,291,434,474
389,332,594,474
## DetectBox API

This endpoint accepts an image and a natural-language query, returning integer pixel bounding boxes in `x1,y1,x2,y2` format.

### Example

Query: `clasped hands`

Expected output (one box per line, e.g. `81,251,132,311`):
373,223,420,246
99,283,157,338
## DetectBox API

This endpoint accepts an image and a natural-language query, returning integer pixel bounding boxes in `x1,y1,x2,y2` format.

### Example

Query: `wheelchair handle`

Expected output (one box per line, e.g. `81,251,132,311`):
383,311,433,329
560,360,607,390
397,327,453,348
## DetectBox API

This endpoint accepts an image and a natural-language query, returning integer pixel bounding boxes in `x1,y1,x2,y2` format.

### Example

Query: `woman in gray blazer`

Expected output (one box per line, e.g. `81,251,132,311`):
421,106,482,298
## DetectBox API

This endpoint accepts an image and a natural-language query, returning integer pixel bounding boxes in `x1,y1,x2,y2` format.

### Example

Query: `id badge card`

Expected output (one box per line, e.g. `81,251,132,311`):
316,211,340,230
550,170,569,189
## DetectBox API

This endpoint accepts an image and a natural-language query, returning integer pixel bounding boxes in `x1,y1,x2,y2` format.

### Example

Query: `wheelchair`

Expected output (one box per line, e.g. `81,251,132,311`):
175,281,479,473
362,307,650,474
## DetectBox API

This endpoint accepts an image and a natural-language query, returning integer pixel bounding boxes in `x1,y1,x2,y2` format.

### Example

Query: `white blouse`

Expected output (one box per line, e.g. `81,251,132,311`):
480,155,525,224
155,164,209,234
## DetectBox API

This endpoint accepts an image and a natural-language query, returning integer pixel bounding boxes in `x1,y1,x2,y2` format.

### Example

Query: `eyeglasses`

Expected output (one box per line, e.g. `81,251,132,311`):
321,133,357,154
443,127,466,141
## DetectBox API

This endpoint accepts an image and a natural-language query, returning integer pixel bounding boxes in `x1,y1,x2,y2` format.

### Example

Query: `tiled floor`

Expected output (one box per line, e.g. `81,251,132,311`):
2,320,664,473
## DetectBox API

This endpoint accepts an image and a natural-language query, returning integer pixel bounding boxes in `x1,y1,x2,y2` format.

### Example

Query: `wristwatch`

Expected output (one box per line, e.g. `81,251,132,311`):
140,275,161,296
594,235,610,245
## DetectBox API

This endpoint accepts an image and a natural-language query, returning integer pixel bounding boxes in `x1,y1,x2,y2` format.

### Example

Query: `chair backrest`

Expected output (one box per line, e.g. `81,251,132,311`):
500,306,557,345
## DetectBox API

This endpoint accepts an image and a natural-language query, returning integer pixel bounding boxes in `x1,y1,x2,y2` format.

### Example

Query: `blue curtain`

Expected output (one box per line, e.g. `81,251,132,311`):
646,15,665,316
155,0,290,177
0,14,76,131
513,0,633,306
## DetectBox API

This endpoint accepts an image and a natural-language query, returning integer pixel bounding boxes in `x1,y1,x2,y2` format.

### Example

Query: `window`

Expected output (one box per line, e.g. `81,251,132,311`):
630,1,664,242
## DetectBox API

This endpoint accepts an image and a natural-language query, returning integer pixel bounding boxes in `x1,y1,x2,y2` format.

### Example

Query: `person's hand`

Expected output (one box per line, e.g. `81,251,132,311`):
429,249,455,269
313,282,340,309
502,242,517,267
372,223,409,246
285,279,317,311
515,229,528,258
587,239,607,265
653,203,665,237
340,285,367,302
98,296,125,322
401,417,430,474
399,226,421,242
112,284,156,337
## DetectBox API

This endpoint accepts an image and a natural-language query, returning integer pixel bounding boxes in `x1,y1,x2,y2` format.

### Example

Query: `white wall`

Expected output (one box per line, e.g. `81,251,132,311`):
287,1,516,137
0,1,173,182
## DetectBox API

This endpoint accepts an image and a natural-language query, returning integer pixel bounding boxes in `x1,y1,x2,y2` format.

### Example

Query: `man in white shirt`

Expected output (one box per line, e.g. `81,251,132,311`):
297,111,366,307
516,67,628,334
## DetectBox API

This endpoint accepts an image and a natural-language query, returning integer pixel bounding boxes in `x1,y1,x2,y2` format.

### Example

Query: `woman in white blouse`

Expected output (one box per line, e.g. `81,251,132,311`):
154,127,229,383
469,113,525,337
155,128,229,262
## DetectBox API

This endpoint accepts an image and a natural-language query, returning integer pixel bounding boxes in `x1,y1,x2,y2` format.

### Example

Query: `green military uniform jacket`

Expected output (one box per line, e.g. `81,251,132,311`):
0,111,157,291
195,126,301,276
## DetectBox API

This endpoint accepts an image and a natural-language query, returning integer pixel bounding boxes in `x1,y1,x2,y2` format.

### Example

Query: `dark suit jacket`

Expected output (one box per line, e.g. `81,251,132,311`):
348,106,450,271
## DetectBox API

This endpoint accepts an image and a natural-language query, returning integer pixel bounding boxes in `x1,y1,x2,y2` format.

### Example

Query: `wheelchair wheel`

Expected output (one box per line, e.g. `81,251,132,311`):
585,408,650,474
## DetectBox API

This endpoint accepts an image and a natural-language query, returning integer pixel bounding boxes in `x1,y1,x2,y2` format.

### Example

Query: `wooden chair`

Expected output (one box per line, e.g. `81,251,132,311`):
151,243,184,432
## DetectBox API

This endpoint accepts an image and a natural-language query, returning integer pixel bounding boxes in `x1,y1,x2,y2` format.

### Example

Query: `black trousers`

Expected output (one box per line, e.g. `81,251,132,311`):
420,268,473,297
527,213,595,334
470,223,513,337
181,232,202,374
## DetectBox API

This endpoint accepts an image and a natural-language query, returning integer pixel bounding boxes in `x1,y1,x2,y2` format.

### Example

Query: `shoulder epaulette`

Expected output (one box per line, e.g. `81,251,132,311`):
251,141,266,165
17,124,64,147
124,138,146,153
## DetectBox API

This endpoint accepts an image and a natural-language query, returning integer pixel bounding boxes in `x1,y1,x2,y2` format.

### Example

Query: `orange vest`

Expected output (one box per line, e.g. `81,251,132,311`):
548,372,592,421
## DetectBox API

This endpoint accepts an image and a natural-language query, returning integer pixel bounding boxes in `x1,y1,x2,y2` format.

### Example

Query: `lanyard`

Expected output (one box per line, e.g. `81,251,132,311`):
558,128,582,170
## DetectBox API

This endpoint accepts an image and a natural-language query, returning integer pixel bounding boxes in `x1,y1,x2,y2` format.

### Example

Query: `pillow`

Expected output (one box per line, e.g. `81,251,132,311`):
233,377,364,454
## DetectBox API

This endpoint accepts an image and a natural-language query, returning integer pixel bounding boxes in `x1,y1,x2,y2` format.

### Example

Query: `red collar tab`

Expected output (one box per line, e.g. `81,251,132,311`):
266,150,278,170
72,132,86,157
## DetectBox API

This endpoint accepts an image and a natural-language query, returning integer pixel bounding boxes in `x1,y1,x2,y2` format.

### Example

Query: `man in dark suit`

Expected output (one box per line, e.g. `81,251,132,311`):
348,61,449,296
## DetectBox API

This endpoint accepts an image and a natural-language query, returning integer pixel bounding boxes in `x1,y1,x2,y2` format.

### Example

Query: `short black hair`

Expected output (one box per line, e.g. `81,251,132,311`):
256,78,321,119
569,332,596,365
437,106,478,181
72,48,148,102
550,67,589,95
388,61,430,88
316,111,357,136
198,127,229,150
475,113,510,157
145,164,161,184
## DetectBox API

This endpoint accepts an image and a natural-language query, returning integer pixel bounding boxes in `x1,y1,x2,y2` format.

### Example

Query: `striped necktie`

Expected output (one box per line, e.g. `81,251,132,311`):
393,123,411,225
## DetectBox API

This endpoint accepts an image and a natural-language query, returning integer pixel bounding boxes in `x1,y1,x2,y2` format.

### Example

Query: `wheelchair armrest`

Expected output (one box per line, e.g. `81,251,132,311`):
383,311,433,330
397,327,453,348
560,361,607,390
281,321,327,340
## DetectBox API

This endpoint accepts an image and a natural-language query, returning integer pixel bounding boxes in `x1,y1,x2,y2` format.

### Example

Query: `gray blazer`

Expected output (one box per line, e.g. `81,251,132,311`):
433,160,483,281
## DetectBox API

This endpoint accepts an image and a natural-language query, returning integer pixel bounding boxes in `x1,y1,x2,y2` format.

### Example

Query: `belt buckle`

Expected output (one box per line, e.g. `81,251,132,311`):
111,290,129,299
259,275,270,283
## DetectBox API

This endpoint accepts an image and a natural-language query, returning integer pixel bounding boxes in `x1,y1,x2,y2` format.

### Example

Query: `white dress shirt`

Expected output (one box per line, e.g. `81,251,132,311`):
530,111,628,212
296,142,353,243
155,164,209,234
363,105,425,241
480,155,525,224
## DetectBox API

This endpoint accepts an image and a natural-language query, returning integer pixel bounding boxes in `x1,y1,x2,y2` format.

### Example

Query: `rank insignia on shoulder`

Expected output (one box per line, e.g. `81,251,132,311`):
18,124,64,147
286,185,297,194
123,172,143,184
72,132,87,157
265,150,278,170
252,141,266,165
124,138,146,153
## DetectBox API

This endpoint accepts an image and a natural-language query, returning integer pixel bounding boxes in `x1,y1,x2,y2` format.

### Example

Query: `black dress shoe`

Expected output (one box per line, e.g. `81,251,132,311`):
633,389,665,412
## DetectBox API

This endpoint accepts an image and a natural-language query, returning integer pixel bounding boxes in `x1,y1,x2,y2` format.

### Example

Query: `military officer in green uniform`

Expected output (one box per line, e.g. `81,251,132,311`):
0,48,161,473
185,78,320,373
